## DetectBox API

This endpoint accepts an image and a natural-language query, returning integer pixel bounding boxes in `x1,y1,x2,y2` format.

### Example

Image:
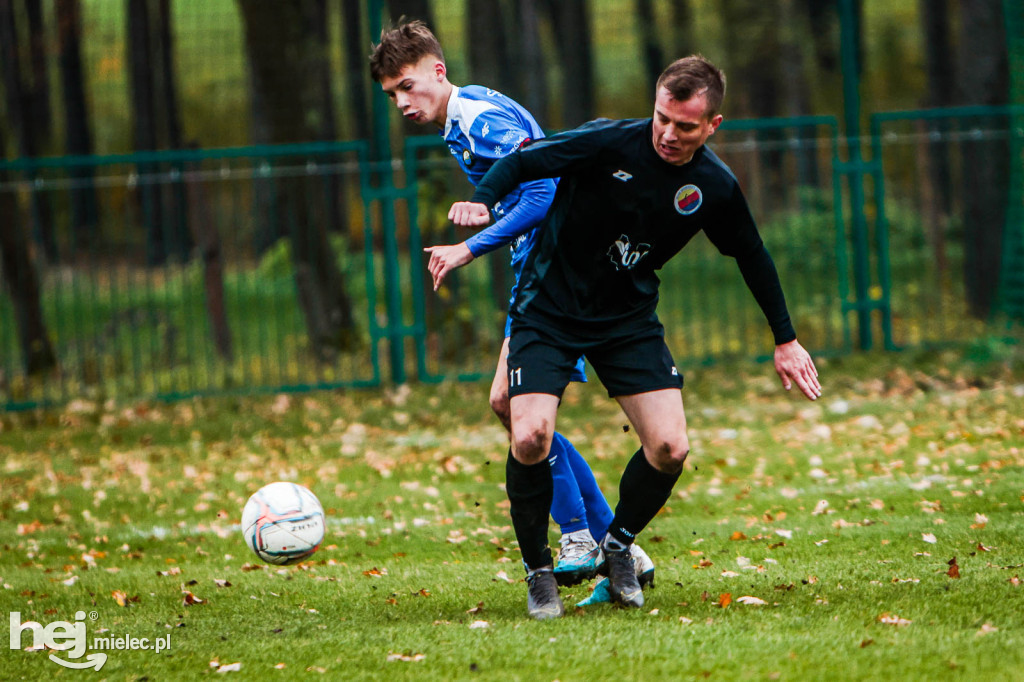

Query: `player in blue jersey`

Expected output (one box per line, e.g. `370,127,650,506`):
369,21,653,613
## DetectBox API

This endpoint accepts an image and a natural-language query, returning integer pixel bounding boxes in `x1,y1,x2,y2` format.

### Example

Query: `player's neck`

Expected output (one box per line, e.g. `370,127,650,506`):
432,81,455,128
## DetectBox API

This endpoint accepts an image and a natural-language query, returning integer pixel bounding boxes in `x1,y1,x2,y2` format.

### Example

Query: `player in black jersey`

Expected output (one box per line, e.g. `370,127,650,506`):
450,55,822,616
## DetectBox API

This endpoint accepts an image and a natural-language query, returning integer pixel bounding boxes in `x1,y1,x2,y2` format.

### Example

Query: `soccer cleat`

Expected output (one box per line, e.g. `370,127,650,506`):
601,537,644,608
630,542,656,589
525,567,565,620
577,544,655,607
553,529,603,586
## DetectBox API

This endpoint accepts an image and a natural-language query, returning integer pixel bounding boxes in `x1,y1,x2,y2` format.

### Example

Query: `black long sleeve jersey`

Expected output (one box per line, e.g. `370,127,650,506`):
470,117,797,345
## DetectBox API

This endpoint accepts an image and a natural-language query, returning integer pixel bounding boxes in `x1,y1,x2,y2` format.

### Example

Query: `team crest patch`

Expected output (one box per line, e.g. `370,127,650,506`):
674,184,702,215
462,150,473,165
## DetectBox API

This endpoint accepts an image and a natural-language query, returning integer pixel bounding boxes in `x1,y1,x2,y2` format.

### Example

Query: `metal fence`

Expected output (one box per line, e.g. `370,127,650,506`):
2,109,1023,410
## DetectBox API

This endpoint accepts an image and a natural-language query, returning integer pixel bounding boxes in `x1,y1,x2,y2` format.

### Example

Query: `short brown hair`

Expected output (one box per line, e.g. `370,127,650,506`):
369,19,444,82
656,55,726,118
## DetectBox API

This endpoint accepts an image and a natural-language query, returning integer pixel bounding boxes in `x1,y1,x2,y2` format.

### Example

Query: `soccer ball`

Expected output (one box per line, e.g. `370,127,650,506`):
241,482,326,565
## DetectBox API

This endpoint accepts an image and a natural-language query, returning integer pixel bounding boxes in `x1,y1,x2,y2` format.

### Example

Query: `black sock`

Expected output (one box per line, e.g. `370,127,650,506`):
607,448,681,545
505,450,553,570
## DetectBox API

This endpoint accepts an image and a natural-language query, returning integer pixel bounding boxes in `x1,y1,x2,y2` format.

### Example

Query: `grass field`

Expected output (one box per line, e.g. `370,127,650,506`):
1,349,1023,680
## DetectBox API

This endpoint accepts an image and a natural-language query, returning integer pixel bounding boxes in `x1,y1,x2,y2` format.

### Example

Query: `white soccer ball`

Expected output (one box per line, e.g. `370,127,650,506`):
241,482,326,565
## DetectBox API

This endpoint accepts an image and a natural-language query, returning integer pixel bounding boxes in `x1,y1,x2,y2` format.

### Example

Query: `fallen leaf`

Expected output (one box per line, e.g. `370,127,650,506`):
977,543,994,552
157,567,182,577
182,590,204,606
737,596,767,605
494,571,514,584
717,593,732,608
976,623,998,636
387,652,426,662
812,500,830,515
214,579,232,588
466,602,484,614
679,616,694,624
649,608,660,615
215,662,241,673
878,613,912,626
860,639,874,648
730,531,747,541
62,576,79,587
363,567,387,578
947,557,960,579
775,530,793,539
922,533,937,544
721,570,740,577
468,620,490,629
1010,576,1021,586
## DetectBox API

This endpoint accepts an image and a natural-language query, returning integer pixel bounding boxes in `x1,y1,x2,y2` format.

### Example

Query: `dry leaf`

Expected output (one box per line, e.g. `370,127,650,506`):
387,652,426,662
717,593,732,608
922,533,937,544
947,557,961,579
737,596,767,605
363,567,387,578
1010,576,1021,586
466,602,484,614
721,570,740,577
812,500,830,515
730,531,747,541
182,590,204,606
468,620,490,629
976,623,998,636
215,662,241,673
878,613,912,626
494,571,514,584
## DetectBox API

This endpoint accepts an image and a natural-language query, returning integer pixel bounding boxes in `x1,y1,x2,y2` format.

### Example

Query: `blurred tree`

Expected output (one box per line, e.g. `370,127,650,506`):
722,0,784,210
544,0,594,127
918,0,955,276
0,125,56,375
341,0,371,143
958,0,1009,318
466,0,514,95
667,0,693,60
514,0,548,120
238,0,359,356
779,0,819,187
56,0,99,250
23,0,52,144
0,0,56,261
636,0,663,92
127,0,190,264
387,0,434,29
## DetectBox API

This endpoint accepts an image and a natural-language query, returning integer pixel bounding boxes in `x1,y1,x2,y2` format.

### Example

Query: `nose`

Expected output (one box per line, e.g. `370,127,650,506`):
395,93,409,110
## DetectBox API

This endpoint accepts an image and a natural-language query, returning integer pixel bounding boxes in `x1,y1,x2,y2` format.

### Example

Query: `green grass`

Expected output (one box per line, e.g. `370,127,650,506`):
1,349,1023,680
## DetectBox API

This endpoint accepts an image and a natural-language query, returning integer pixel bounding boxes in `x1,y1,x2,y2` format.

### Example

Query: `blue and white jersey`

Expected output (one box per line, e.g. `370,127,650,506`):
441,85,556,275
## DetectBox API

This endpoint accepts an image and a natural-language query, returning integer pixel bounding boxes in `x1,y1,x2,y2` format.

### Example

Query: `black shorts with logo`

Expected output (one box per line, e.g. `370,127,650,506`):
506,315,683,398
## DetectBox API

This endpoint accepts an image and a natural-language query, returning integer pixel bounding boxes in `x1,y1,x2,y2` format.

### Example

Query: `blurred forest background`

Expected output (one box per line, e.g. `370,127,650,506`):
0,0,1019,408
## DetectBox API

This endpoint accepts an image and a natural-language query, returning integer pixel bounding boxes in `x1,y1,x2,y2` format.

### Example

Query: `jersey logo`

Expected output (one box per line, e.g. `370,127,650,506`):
462,149,472,165
608,234,651,271
674,184,702,215
612,170,633,182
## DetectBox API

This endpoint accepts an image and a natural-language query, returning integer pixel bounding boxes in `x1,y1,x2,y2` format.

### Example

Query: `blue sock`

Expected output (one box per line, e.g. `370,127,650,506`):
548,432,589,534
564,439,614,541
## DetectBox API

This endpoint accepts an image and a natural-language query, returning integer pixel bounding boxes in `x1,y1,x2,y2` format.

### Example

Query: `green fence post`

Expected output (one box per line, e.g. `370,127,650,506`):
367,0,407,383
839,0,874,350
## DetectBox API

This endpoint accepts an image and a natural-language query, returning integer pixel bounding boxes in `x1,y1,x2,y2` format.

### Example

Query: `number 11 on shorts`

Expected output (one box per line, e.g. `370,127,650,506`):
509,367,522,387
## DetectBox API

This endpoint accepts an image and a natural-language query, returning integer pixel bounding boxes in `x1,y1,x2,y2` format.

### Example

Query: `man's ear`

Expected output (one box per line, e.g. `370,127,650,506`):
434,60,447,81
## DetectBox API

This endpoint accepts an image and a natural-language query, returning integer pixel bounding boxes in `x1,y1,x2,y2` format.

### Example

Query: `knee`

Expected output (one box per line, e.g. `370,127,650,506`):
511,422,552,466
489,387,511,431
648,435,690,475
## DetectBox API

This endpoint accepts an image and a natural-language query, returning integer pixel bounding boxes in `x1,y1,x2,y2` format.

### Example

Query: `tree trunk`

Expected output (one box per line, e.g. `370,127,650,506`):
958,0,1009,318
341,0,371,143
0,123,56,374
0,0,56,262
544,0,595,127
780,0,819,187
185,144,233,361
515,0,548,120
466,0,515,94
919,0,954,276
636,0,663,93
237,0,358,356
387,0,434,29
127,0,167,264
23,0,52,144
155,0,191,261
668,0,693,59
56,0,99,252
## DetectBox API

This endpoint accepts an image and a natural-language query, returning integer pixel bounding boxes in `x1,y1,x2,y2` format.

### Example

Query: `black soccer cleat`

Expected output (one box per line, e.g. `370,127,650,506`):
525,567,565,620
601,539,645,609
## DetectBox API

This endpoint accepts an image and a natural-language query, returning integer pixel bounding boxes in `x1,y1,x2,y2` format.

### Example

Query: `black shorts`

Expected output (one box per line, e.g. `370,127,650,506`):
507,317,683,398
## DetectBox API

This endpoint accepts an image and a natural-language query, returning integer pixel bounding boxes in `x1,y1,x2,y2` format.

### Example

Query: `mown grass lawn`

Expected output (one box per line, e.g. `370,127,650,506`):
1,350,1022,681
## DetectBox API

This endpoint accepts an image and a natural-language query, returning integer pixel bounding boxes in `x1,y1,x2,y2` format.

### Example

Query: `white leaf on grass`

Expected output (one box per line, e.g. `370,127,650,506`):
494,571,514,584
720,570,740,577
737,596,767,605
878,614,912,626
387,652,426,662
812,500,830,515
215,662,241,673
775,530,793,539
922,533,937,544
468,620,490,629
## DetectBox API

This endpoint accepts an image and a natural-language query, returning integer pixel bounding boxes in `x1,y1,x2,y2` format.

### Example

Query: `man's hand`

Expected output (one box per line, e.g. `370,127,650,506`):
424,242,475,291
448,201,491,227
774,339,821,400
